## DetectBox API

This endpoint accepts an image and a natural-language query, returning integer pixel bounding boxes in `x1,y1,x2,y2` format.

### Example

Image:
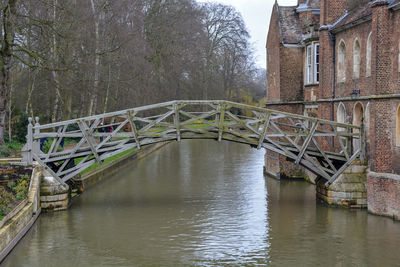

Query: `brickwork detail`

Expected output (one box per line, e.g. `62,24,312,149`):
367,171,400,220
266,0,400,215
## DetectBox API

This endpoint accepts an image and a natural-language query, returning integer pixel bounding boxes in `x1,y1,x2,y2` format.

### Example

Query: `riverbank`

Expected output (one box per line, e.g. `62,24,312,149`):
71,142,170,193
0,165,41,263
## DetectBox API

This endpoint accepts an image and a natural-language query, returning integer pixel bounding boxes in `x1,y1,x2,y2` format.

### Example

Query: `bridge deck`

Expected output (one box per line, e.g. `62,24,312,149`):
23,100,363,187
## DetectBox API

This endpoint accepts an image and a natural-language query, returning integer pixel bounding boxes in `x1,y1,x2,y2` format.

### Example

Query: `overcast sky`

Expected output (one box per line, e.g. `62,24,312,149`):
199,0,298,69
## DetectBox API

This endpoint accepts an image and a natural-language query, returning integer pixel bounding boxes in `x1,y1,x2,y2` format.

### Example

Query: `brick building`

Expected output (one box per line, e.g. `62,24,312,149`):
266,0,400,218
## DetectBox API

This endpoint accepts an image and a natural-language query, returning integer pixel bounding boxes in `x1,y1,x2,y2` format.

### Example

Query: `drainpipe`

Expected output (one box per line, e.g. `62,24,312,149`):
328,31,336,122
328,30,336,147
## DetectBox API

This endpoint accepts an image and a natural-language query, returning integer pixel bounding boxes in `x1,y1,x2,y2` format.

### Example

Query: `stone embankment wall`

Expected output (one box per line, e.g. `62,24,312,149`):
367,171,400,220
0,166,42,262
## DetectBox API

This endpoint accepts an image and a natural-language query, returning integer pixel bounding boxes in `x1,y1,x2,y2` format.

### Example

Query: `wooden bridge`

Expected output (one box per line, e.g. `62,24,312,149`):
22,100,364,187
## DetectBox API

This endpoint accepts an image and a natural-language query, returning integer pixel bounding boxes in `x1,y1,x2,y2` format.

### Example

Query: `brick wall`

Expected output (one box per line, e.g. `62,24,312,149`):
321,0,348,25
266,5,281,101
319,29,333,99
367,171,400,220
279,46,304,102
371,1,393,95
334,22,372,97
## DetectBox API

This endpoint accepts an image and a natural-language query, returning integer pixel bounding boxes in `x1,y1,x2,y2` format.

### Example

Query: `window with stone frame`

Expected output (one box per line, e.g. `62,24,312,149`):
305,42,319,84
338,40,347,83
353,39,361,79
366,33,372,77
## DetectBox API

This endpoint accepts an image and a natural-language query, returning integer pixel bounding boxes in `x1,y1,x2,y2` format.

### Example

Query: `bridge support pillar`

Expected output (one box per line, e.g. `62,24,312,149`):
316,161,367,208
264,151,312,182
40,170,70,211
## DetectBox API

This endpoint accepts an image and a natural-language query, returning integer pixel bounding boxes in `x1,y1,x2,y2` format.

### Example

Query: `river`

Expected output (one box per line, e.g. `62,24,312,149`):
2,140,400,266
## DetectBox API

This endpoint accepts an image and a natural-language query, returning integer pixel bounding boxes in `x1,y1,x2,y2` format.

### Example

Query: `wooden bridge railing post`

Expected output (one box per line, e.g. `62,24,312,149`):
24,117,33,165
218,103,225,142
33,117,41,156
173,103,181,142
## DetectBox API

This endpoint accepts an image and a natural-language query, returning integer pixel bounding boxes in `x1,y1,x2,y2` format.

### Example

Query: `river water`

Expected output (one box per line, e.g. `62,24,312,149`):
2,140,400,266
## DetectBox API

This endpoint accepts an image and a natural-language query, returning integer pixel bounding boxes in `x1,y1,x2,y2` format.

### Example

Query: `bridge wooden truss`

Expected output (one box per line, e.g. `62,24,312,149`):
22,100,364,187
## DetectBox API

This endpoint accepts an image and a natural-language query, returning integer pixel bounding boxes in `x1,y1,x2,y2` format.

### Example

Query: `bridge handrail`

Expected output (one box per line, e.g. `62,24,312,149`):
23,100,363,187
32,100,361,131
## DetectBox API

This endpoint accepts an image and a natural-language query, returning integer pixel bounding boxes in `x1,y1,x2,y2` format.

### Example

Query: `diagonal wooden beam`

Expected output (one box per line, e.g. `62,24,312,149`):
311,137,338,173
32,153,66,186
45,126,64,161
78,119,102,164
127,111,141,150
269,120,332,179
257,112,272,149
96,119,129,150
333,125,350,160
325,149,360,187
295,120,318,164
139,110,175,132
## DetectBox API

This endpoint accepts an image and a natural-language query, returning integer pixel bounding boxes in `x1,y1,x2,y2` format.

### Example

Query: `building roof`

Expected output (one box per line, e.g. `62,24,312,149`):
297,0,320,11
277,6,302,44
331,3,372,31
389,0,400,8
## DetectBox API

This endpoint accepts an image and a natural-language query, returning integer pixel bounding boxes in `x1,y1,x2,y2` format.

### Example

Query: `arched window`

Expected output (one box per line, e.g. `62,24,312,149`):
365,102,370,140
396,104,400,146
353,39,361,79
366,33,372,77
337,102,346,133
337,102,346,124
338,40,346,82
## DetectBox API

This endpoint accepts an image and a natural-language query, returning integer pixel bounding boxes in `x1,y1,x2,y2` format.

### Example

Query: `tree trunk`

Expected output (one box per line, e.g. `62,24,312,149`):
103,63,111,113
0,0,19,144
89,0,101,116
51,0,62,122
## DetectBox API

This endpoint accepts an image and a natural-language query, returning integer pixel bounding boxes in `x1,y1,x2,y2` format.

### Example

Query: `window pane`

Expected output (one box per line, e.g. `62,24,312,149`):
307,45,312,84
314,44,319,83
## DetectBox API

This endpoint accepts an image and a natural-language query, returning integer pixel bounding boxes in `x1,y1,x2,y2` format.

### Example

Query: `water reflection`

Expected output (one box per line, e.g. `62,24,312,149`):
2,140,270,266
2,140,400,266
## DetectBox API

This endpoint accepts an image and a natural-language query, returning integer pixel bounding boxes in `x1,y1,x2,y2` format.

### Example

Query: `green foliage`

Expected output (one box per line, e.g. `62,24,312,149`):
42,139,63,154
7,180,15,189
0,187,14,217
0,145,11,157
13,113,30,143
7,174,30,200
6,140,24,151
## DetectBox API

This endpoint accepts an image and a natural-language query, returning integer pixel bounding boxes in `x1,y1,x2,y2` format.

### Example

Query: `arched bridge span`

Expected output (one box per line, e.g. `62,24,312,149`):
22,100,363,187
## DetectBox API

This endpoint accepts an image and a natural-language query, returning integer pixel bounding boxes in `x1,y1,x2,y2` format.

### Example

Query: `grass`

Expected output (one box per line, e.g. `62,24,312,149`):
148,127,167,133
79,147,137,175
6,140,24,151
187,123,210,129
